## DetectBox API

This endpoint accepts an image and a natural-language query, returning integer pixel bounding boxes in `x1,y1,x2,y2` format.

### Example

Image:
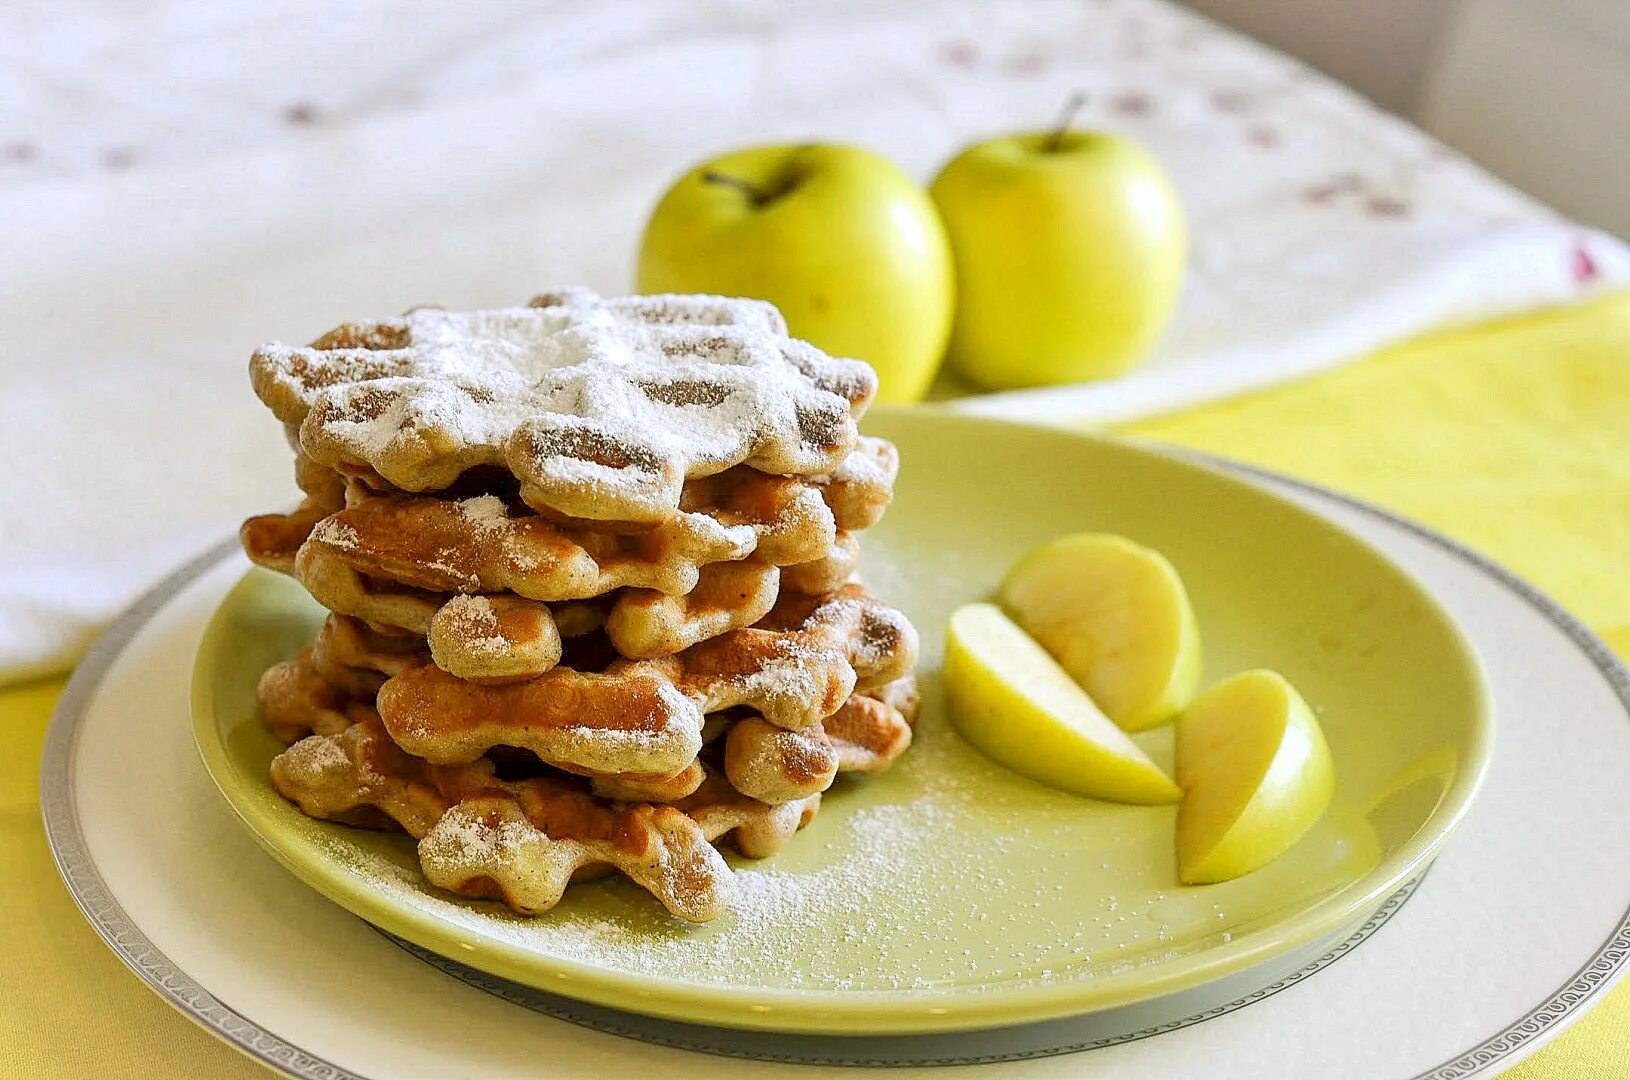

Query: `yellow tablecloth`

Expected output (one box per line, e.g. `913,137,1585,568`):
6,294,1629,1077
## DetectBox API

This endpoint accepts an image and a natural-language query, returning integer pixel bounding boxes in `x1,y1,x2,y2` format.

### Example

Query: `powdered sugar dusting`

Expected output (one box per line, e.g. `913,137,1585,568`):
434,593,508,655
312,678,1377,997
455,494,511,535
281,732,349,774
341,706,1216,994
309,518,359,549
251,289,879,519
421,803,547,869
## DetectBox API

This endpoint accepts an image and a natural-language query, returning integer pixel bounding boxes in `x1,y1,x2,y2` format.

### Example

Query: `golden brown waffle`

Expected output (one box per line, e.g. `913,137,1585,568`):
249,289,877,523
374,585,919,775
256,615,425,743
256,652,367,744
719,717,836,805
780,531,860,596
824,675,921,768
291,546,779,679
378,661,703,776
241,435,894,676
265,615,711,803
267,615,915,804
309,613,428,697
320,437,894,585
674,769,822,859
427,763,819,918
420,770,734,922
603,560,779,659
315,434,895,556
270,718,820,921
587,761,706,802
720,676,918,804
817,434,899,531
422,592,566,682
240,455,345,573
270,711,448,836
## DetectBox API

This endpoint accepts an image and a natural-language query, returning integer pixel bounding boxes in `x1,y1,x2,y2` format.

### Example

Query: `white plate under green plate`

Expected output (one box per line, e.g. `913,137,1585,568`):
190,408,1491,1035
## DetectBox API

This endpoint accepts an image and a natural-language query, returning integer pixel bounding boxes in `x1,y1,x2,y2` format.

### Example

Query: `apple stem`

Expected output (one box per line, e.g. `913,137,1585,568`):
1044,92,1088,152
702,170,772,207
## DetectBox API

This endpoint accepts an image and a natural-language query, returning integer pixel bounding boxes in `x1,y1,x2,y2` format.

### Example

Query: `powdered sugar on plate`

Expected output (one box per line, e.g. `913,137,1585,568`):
333,705,1231,996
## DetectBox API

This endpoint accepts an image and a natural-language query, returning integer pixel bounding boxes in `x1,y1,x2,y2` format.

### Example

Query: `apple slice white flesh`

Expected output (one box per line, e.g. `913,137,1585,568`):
945,603,1181,804
1175,670,1335,884
1000,533,1201,732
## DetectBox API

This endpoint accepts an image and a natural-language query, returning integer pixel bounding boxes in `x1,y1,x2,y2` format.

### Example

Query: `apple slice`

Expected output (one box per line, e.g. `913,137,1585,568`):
1175,670,1335,884
944,603,1181,804
1000,533,1200,731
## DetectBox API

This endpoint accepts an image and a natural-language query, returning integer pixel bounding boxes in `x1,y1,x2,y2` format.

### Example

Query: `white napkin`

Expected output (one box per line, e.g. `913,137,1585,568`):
3,0,1625,684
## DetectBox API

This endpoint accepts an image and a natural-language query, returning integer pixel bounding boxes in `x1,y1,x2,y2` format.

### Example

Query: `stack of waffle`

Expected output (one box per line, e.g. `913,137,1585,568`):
239,288,920,922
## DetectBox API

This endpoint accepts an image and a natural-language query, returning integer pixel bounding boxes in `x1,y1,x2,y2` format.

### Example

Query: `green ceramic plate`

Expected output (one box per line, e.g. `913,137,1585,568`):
192,408,1491,1035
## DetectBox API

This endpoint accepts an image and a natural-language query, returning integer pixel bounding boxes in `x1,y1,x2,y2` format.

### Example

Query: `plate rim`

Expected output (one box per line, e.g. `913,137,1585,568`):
185,414,1495,1034
37,442,1629,1074
1224,459,1630,1080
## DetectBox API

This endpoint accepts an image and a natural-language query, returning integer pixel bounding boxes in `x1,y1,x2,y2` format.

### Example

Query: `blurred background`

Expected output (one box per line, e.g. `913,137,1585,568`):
4,0,1628,675
1190,0,1630,238
3,0,1625,235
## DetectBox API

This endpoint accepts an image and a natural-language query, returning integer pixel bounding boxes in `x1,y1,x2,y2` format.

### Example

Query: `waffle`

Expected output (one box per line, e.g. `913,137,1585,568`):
245,437,892,660
264,612,916,799
722,676,919,804
420,766,737,922
257,652,367,744
270,711,448,835
374,585,919,774
240,454,345,573
264,653,908,919
242,431,894,680
780,531,860,596
673,769,822,860
289,438,893,595
602,559,780,659
258,614,431,743
290,544,775,680
310,612,427,693
245,289,919,923
271,714,821,921
249,288,878,522
318,426,897,542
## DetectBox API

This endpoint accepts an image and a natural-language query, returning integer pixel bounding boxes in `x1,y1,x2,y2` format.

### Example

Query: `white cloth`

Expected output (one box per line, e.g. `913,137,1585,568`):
3,0,1625,684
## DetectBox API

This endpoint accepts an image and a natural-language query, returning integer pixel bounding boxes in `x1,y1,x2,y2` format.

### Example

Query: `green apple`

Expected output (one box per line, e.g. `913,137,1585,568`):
945,602,1181,804
1175,670,1335,884
1000,533,1201,732
637,144,955,404
930,110,1186,389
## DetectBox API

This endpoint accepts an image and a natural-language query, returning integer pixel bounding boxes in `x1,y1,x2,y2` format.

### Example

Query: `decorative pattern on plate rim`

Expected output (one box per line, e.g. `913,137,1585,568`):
38,539,366,1080
1218,459,1630,1080
35,458,1630,1078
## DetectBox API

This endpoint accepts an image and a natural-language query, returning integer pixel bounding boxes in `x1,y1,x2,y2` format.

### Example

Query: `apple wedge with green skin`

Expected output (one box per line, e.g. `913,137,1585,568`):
1176,670,1335,885
945,603,1181,804
1000,533,1201,732
637,143,955,404
930,101,1187,389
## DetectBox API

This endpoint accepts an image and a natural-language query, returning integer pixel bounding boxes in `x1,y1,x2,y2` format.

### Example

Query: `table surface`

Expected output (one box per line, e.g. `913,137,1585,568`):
7,293,1630,1077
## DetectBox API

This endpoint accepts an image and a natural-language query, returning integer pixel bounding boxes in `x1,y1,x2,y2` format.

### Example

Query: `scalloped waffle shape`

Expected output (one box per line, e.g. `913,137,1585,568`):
243,290,918,920
241,437,893,679
374,585,918,773
250,287,878,522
